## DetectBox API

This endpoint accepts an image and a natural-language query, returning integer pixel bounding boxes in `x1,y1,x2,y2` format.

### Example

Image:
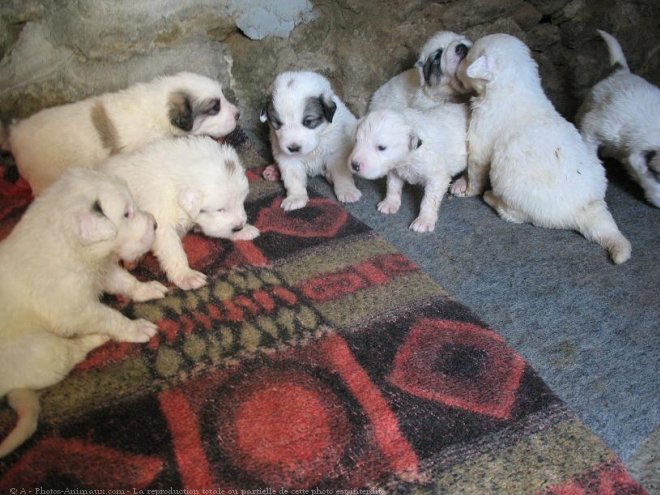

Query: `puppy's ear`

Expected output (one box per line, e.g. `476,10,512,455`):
466,55,493,81
259,96,272,124
169,91,194,132
178,187,203,219
319,94,337,123
408,131,423,151
259,106,268,123
74,203,117,245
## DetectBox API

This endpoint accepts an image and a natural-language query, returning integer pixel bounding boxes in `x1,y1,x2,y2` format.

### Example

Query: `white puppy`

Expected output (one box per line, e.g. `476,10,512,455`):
0,168,165,457
5,72,240,195
369,31,472,112
100,136,259,291
577,30,660,208
260,71,361,211
451,33,631,264
349,104,467,232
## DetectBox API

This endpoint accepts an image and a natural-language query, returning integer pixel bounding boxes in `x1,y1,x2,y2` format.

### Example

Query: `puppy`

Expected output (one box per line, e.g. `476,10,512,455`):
5,72,240,195
260,71,361,211
451,34,631,264
0,168,165,457
369,31,472,112
349,105,467,232
577,30,660,208
100,136,259,291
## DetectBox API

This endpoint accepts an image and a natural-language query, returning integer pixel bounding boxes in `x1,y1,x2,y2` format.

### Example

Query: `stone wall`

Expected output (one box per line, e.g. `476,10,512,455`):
1,0,659,141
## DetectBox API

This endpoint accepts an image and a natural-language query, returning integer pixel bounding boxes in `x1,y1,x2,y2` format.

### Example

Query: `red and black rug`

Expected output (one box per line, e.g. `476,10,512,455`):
0,137,647,494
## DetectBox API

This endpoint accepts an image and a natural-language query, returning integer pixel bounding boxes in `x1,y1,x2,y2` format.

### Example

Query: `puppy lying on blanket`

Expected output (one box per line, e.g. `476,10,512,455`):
369,31,472,112
0,168,164,457
260,71,362,210
577,30,660,208
100,136,259,291
451,34,631,264
4,72,239,195
349,105,467,232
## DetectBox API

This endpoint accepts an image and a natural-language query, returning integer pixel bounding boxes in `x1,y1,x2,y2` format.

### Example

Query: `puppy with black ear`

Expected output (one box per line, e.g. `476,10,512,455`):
100,136,259,291
369,31,472,112
0,168,165,457
260,71,362,211
577,30,660,208
6,72,240,195
348,104,467,232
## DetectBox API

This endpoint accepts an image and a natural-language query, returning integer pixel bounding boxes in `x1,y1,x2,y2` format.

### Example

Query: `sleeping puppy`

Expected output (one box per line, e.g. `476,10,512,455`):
451,33,631,264
349,105,467,232
369,31,472,112
100,136,259,291
0,168,165,457
260,71,361,211
577,30,660,208
5,72,240,195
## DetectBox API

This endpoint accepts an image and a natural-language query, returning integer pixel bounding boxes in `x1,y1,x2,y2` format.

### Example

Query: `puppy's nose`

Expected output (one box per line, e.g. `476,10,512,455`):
455,43,469,59
351,160,360,173
232,223,245,233
153,220,158,231
235,111,240,122
287,144,301,153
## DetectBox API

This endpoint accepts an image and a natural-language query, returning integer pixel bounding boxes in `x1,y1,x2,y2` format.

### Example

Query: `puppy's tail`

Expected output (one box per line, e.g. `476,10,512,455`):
597,29,630,73
576,200,631,264
0,389,40,458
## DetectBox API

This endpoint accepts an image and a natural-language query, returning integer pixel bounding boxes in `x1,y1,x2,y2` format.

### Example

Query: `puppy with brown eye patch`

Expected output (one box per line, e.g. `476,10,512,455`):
0,167,165,457
2,72,240,195
260,71,362,211
99,136,259,291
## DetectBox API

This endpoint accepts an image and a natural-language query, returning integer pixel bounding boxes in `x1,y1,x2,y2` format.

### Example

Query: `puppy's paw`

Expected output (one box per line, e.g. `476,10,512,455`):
281,194,309,211
121,319,158,343
132,280,169,302
450,176,469,197
336,186,362,204
377,198,401,214
230,224,260,241
173,269,207,291
410,216,436,233
262,164,281,182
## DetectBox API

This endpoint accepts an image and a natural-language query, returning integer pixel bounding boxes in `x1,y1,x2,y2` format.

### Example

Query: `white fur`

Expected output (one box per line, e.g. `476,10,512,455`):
577,30,660,208
100,136,259,291
369,31,472,112
349,105,467,232
452,33,631,264
0,168,164,457
261,71,361,210
8,72,240,195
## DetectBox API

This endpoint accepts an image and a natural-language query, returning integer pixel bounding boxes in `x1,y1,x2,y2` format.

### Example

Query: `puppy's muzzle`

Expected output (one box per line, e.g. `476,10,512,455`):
232,222,246,233
287,144,301,154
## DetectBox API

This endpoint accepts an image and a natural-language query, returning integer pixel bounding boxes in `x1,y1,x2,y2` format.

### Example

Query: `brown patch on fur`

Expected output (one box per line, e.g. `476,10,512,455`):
90,102,120,154
168,91,194,132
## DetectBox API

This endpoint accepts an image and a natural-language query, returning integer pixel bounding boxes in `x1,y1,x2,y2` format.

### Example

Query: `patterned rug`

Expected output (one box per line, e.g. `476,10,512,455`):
0,135,648,494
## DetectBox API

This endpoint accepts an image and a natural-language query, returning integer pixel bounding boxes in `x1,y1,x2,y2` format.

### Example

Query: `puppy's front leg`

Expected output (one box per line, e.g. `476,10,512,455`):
71,304,157,343
154,226,207,290
327,154,362,203
410,175,451,233
278,159,309,211
103,263,168,302
378,173,404,214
